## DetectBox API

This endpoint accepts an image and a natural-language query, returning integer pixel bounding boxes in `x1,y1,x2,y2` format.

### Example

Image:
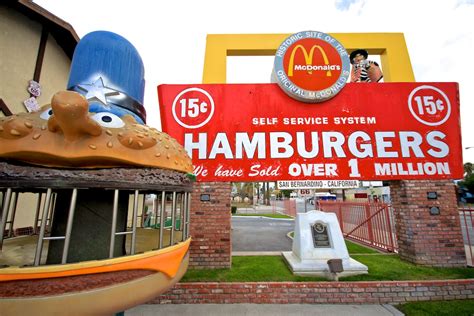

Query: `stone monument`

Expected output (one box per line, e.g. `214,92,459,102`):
283,210,368,279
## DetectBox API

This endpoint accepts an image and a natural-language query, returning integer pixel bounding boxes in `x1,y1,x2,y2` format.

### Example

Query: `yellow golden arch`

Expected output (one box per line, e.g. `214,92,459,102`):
202,33,415,84
287,45,332,77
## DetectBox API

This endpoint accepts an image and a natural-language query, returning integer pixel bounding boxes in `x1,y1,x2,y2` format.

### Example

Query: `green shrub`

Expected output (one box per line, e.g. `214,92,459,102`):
231,206,237,214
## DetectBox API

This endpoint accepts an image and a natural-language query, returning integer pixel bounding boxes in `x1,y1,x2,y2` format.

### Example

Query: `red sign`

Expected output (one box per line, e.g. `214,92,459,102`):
158,83,463,182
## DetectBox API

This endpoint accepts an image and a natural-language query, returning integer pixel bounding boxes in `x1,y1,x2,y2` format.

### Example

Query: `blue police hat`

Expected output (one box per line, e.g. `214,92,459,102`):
67,31,146,123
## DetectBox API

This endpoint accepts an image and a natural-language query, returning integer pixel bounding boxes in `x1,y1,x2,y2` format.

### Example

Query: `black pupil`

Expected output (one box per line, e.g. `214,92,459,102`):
101,116,112,123
48,109,53,115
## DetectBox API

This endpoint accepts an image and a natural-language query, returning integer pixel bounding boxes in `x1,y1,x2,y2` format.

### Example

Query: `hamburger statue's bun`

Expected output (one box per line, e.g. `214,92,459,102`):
0,91,193,173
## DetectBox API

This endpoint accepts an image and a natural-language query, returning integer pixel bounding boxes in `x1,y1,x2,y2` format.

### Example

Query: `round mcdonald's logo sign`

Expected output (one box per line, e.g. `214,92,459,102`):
272,31,350,103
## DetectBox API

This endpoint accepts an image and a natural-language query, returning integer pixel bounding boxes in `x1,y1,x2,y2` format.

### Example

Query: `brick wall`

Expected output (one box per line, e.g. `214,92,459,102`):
149,279,474,304
189,182,232,269
391,180,466,267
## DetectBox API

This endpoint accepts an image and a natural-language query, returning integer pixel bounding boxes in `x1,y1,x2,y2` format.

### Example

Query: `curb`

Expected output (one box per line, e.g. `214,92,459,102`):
232,215,294,221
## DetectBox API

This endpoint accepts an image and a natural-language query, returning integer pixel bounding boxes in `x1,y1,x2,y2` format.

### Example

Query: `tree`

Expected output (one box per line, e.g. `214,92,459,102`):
265,182,270,205
243,182,254,198
233,182,254,198
459,162,474,194
464,162,473,177
462,174,474,194
280,190,293,198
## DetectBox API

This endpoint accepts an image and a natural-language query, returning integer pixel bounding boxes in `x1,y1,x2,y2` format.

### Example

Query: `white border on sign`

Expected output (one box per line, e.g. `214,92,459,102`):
277,180,360,190
172,87,215,129
272,30,351,103
407,85,451,126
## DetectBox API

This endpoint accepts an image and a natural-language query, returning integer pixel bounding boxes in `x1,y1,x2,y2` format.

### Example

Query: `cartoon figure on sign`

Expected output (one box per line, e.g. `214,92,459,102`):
350,49,383,83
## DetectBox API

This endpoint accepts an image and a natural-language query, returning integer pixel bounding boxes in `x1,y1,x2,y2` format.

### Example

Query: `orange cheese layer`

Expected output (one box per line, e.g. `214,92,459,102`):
0,238,190,282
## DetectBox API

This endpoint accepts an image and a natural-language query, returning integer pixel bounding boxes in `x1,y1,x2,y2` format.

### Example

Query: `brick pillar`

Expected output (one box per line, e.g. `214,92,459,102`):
391,180,466,267
189,182,231,268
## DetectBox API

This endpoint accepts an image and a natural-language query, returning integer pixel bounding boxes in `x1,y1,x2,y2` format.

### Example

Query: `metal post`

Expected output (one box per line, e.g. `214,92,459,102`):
0,188,12,250
109,189,119,258
34,188,52,266
365,204,374,246
153,194,159,227
179,193,185,233
61,189,77,264
182,193,188,241
159,191,166,249
7,192,18,238
33,193,43,234
386,206,396,252
186,192,191,238
47,193,57,232
179,193,184,232
170,192,177,246
130,190,139,255
141,195,146,227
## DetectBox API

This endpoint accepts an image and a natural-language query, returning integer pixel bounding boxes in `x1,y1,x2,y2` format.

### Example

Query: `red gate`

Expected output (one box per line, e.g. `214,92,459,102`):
270,199,297,217
318,201,398,252
459,207,474,266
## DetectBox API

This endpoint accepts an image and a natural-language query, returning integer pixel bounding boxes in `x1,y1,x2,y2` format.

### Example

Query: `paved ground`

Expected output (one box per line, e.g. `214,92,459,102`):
125,303,404,315
237,200,315,215
231,216,293,252
236,205,286,214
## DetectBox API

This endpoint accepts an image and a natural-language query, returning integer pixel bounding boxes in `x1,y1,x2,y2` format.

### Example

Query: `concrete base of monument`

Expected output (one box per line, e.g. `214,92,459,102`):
282,252,368,278
282,210,368,279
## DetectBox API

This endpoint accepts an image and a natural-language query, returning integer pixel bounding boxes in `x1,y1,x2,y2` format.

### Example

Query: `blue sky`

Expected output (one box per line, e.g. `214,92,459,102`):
35,0,474,163
335,0,358,10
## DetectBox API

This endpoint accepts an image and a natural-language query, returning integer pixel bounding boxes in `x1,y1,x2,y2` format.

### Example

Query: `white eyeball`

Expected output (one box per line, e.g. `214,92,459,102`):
91,112,125,128
39,107,54,120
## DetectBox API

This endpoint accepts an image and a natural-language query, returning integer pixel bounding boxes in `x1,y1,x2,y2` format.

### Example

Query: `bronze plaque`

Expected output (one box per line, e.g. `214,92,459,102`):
311,222,331,248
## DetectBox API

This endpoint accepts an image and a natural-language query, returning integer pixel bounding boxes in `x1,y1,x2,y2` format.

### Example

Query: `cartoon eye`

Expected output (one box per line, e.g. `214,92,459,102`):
39,107,54,120
91,112,125,128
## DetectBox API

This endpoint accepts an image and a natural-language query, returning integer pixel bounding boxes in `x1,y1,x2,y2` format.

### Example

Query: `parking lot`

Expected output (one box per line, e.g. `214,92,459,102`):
231,216,294,252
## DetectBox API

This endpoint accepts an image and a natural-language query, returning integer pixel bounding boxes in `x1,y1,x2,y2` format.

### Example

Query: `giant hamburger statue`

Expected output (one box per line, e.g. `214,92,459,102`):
0,31,194,315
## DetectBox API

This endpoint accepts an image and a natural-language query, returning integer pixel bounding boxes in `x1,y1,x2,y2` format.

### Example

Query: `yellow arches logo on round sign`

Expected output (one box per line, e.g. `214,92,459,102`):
287,44,333,77
272,31,351,103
